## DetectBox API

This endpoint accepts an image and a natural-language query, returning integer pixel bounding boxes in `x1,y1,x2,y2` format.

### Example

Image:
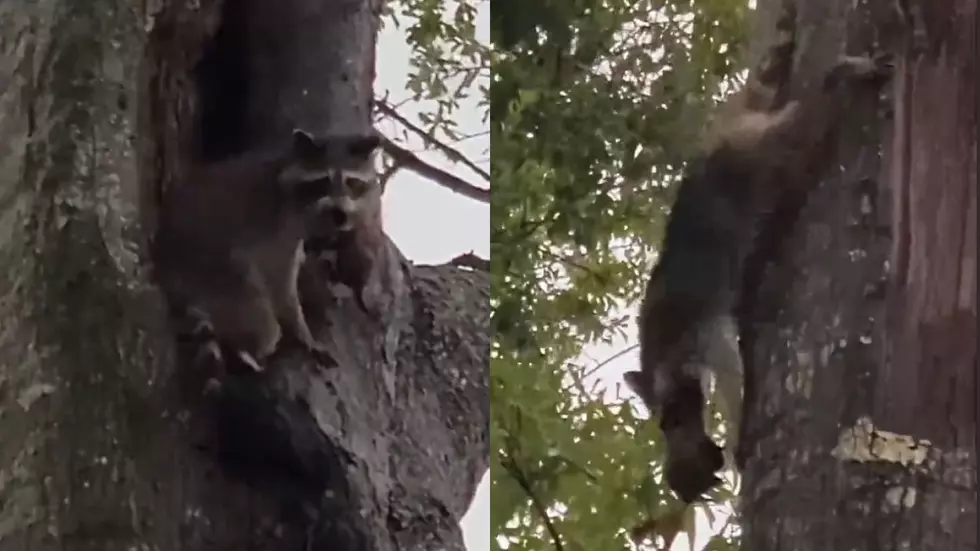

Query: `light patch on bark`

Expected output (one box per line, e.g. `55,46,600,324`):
0,431,45,540
831,416,932,468
15,382,56,411
819,341,833,365
884,486,917,509
784,350,814,398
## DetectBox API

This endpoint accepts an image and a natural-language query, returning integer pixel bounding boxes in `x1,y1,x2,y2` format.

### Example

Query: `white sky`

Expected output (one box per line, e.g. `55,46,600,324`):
375,4,490,550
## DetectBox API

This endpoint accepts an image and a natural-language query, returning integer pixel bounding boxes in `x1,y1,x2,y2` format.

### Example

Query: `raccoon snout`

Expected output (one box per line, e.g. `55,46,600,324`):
329,208,351,230
314,196,355,231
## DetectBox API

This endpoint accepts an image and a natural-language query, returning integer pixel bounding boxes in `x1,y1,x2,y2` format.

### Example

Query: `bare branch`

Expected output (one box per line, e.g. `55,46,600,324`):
502,419,565,551
375,98,491,182
583,344,638,382
378,162,400,192
457,130,490,142
449,252,489,271
381,137,490,203
505,458,565,551
538,246,607,283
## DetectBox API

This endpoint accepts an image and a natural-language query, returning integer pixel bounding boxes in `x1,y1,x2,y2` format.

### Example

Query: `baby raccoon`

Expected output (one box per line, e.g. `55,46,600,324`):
624,2,893,503
152,129,380,371
301,133,385,313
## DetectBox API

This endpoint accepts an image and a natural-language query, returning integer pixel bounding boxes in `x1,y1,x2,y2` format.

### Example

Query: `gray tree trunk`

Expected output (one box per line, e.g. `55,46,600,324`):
0,1,489,550
738,0,976,549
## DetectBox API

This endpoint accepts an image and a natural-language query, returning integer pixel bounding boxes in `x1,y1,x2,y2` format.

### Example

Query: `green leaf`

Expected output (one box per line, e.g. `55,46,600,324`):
483,0,754,547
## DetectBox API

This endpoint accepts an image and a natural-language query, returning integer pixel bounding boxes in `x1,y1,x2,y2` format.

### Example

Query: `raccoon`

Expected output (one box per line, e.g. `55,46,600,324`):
301,133,385,315
152,129,380,371
624,2,893,503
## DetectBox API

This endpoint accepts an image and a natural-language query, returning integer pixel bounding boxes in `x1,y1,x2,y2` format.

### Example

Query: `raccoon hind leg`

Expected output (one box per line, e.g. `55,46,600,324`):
744,0,798,112
706,0,799,152
194,271,282,373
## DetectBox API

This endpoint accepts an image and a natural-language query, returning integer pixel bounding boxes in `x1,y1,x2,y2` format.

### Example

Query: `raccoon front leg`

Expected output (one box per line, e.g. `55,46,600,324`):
269,244,333,366
757,54,894,165
704,0,798,151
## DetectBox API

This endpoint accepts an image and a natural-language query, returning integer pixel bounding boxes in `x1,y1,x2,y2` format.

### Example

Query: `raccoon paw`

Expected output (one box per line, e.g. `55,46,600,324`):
190,318,215,338
182,306,215,336
826,53,895,88
234,350,265,372
193,340,224,364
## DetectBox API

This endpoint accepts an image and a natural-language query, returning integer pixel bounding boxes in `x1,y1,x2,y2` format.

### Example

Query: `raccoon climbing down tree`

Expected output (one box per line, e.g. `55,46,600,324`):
623,4,893,503
152,129,381,373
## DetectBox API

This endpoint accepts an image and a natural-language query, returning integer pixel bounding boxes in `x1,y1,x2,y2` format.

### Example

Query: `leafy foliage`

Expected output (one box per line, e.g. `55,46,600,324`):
387,0,754,546
489,0,753,548
385,0,490,138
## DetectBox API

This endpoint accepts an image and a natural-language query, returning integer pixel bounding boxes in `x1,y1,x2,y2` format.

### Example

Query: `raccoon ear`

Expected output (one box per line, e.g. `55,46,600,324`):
346,133,382,158
292,129,323,158
623,371,644,394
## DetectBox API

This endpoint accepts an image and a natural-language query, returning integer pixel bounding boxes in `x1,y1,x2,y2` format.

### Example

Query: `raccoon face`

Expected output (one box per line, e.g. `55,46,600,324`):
278,129,381,217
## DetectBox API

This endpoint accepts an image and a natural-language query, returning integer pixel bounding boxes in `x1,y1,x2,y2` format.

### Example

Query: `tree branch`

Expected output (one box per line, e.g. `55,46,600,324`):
381,136,490,203
582,344,638,383
501,440,565,551
449,252,489,271
375,98,491,182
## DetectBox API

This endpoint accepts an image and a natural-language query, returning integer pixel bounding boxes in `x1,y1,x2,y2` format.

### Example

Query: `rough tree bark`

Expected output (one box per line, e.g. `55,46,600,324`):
0,0,489,550
737,0,976,549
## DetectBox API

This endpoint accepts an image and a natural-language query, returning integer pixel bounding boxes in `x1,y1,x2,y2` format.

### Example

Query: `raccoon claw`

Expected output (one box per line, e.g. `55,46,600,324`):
876,52,895,65
867,53,896,79
190,318,214,337
235,350,265,372
185,308,215,336
829,53,895,85
190,340,223,365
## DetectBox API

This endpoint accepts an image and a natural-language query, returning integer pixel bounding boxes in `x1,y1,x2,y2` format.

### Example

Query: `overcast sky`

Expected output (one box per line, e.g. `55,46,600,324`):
375,4,490,550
